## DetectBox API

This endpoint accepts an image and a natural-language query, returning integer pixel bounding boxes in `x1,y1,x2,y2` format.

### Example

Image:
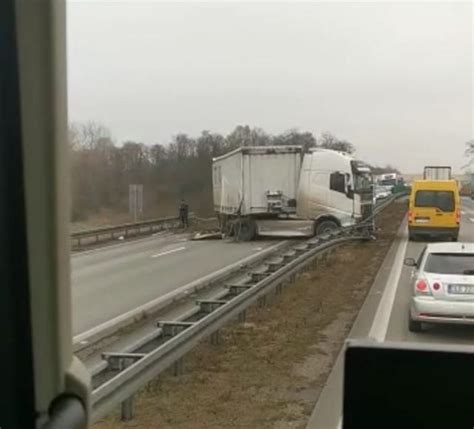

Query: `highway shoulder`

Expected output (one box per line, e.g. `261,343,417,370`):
306,222,408,429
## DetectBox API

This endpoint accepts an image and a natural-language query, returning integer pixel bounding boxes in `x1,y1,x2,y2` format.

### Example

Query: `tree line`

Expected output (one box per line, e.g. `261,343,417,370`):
68,122,394,222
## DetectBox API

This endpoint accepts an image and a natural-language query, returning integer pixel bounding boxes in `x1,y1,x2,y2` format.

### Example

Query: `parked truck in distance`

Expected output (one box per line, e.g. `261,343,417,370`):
423,166,452,180
212,146,374,240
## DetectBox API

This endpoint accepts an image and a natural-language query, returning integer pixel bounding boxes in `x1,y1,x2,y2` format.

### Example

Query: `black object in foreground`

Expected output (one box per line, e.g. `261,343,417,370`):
343,340,474,429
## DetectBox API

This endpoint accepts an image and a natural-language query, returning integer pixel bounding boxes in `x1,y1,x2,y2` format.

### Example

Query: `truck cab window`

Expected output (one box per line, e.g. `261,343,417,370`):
330,172,346,194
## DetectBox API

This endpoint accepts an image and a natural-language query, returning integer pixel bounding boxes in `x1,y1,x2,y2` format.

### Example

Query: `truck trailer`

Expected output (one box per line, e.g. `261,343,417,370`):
212,146,374,240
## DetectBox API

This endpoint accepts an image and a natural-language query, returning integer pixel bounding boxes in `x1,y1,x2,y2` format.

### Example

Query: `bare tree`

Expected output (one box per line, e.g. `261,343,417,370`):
68,122,359,222
272,129,317,151
464,139,474,170
319,131,355,154
225,125,271,148
70,121,112,149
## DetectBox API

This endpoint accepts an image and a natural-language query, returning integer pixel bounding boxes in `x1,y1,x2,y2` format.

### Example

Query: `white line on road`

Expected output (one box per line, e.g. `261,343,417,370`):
470,218,474,223
337,222,408,429
368,230,409,341
151,246,186,258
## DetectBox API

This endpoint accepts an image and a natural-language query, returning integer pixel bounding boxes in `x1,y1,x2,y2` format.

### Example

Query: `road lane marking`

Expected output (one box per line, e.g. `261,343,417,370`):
151,246,186,258
368,233,409,341
469,218,474,223
337,224,408,429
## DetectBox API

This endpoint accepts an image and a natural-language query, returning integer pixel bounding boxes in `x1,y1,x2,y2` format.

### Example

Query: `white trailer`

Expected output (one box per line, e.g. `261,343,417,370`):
213,146,302,216
213,146,373,240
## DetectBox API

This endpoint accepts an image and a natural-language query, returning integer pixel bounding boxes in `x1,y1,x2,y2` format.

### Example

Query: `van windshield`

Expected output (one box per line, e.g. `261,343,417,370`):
415,190,454,212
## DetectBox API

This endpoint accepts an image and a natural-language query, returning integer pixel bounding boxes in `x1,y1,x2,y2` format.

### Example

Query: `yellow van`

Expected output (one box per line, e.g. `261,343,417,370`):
408,180,460,241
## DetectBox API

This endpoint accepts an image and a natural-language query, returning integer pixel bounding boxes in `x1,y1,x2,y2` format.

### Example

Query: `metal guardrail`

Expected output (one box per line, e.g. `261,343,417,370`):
71,214,196,248
87,194,406,421
90,232,373,421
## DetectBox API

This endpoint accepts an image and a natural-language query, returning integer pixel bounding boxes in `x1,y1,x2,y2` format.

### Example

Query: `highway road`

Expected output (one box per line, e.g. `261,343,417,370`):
307,197,474,429
71,232,280,335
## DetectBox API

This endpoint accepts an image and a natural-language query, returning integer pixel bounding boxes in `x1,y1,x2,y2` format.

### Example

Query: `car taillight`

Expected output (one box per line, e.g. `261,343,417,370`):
408,210,413,223
415,278,432,296
416,279,427,291
456,209,461,224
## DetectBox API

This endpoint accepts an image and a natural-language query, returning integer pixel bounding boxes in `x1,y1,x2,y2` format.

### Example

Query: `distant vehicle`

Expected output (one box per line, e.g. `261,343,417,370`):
423,165,452,180
212,146,373,240
405,242,474,332
374,185,392,201
408,168,460,241
376,172,400,188
375,172,407,196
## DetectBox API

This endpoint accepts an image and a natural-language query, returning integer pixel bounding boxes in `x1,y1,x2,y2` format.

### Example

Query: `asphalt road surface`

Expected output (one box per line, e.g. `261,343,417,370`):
72,233,280,335
308,197,474,429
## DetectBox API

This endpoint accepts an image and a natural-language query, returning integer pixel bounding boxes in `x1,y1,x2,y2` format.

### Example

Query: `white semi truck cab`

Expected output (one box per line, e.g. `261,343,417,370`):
296,149,373,235
212,146,373,240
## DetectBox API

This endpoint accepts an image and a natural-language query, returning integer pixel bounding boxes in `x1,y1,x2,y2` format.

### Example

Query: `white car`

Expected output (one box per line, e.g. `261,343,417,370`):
405,242,474,332
374,185,391,201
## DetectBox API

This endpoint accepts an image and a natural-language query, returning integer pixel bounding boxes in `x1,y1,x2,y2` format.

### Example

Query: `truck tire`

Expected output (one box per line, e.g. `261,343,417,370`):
315,220,338,236
235,219,256,241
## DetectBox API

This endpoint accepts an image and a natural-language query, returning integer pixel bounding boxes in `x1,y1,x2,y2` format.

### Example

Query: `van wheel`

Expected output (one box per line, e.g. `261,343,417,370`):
451,235,458,242
315,220,338,236
409,233,416,242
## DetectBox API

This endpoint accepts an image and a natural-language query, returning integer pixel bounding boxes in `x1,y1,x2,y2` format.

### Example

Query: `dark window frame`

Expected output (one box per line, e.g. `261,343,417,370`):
330,172,346,194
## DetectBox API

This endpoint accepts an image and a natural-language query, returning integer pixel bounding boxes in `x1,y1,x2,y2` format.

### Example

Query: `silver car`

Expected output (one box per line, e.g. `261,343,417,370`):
405,242,474,332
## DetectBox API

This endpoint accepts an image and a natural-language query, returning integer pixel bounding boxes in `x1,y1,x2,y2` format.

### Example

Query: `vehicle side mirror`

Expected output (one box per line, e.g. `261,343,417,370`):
404,258,417,267
346,184,354,199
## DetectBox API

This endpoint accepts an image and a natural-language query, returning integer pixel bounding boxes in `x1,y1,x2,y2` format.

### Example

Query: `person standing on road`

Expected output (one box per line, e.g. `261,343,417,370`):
179,199,189,228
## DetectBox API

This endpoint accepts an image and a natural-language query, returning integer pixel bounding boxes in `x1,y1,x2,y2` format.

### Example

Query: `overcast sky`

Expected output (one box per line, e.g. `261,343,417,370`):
67,1,473,173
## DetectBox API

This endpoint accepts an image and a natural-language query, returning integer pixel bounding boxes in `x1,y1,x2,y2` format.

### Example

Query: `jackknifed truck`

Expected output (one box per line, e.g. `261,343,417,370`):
212,146,374,240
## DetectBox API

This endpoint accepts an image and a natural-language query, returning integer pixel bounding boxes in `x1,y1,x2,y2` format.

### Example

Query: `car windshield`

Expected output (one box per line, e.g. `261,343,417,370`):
424,253,474,275
415,190,454,212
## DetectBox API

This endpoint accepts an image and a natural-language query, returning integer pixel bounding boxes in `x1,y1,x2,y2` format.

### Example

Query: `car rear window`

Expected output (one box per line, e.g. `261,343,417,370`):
424,253,474,275
415,190,454,212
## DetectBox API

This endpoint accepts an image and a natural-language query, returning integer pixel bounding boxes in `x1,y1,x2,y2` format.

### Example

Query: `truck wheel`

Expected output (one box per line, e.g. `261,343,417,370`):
236,219,256,241
315,220,338,236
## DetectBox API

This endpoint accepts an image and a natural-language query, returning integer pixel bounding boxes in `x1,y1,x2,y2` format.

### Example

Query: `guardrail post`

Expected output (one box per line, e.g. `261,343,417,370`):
238,311,246,323
174,358,184,376
258,295,267,308
121,396,134,421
